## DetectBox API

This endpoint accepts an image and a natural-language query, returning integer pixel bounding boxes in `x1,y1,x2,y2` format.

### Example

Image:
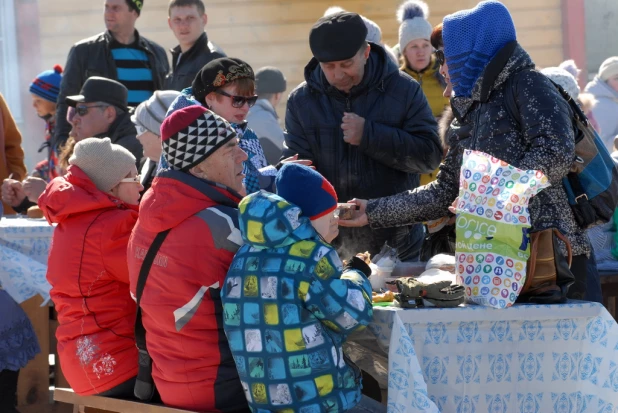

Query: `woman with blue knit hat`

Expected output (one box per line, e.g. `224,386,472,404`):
341,0,597,302
29,64,63,181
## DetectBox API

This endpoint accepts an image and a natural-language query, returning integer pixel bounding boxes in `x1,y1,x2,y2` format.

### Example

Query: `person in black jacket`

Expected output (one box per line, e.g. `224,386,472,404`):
53,0,169,156
283,11,442,260
165,0,225,91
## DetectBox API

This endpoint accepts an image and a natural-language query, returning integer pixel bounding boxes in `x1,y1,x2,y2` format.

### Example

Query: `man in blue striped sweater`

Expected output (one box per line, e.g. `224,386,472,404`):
54,0,169,154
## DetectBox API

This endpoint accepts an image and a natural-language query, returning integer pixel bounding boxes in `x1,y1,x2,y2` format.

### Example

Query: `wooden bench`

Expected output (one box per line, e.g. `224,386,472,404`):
54,388,196,413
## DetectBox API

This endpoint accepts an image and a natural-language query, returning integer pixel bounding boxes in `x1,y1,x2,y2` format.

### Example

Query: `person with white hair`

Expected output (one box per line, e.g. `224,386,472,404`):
585,56,618,151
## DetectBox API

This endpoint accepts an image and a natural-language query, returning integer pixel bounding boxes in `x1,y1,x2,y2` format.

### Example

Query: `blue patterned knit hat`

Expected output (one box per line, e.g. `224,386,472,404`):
29,65,63,103
443,1,516,97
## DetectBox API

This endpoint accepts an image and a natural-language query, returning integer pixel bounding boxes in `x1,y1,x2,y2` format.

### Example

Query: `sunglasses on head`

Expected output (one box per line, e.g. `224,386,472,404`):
75,104,108,117
435,49,445,66
215,90,258,108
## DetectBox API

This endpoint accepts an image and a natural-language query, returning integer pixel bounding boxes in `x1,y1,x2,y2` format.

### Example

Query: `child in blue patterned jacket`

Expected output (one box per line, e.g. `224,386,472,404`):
221,163,385,413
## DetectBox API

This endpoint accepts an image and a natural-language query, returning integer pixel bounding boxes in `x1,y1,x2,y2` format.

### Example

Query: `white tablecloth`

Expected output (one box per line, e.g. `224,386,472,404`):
359,302,618,412
0,217,54,304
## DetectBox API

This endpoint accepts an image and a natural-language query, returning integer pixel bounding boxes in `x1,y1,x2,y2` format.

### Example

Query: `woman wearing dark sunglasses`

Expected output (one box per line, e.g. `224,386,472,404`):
164,57,311,194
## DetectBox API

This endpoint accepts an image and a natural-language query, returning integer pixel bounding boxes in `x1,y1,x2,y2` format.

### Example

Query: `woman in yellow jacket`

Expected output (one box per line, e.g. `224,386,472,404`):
397,0,449,185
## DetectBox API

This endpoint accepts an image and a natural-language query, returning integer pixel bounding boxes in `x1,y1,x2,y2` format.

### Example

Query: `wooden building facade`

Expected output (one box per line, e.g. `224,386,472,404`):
3,0,588,168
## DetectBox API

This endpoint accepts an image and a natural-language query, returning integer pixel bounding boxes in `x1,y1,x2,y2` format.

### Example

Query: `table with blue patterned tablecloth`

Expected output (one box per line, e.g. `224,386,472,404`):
352,302,618,413
0,216,54,304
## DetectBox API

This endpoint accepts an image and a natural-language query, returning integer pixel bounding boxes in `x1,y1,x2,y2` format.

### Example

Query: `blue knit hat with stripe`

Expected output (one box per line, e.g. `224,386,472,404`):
30,65,63,103
443,1,516,98
276,163,338,221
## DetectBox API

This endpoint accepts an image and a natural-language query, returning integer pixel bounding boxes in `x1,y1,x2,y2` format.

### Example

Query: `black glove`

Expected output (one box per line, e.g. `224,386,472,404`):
343,256,372,278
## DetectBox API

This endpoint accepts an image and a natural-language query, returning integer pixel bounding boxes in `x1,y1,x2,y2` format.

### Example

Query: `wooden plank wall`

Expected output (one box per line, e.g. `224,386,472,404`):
38,0,563,119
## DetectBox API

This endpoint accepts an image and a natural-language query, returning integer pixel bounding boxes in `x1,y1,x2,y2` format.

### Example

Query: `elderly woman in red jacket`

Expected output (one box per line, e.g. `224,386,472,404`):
39,137,143,397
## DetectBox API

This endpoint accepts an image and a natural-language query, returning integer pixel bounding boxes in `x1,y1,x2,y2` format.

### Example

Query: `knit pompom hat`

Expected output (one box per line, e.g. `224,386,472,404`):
443,1,517,98
559,60,581,80
397,0,432,51
160,105,237,171
30,65,63,103
69,137,136,192
541,67,580,100
598,57,618,82
132,90,181,136
276,163,338,221
323,6,383,44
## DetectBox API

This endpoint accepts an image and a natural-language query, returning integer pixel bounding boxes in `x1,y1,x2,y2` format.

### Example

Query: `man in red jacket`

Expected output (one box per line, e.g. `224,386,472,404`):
127,105,249,412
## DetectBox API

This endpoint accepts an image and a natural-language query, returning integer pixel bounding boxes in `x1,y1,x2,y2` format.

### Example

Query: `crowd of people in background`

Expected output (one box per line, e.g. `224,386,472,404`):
1,0,618,412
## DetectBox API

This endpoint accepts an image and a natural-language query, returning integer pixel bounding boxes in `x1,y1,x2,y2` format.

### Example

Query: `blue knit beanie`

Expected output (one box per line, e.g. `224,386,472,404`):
443,1,516,97
29,65,63,103
276,163,338,221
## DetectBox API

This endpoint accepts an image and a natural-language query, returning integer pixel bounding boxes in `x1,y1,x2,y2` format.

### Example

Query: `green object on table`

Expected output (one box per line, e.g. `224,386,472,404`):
372,301,396,307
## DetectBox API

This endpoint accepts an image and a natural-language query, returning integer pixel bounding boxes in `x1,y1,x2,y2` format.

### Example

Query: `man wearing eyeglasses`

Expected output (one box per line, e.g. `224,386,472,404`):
284,12,441,261
66,77,143,167
2,77,143,213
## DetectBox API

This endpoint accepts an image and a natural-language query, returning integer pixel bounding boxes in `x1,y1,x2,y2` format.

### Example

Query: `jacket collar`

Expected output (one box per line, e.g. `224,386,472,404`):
157,169,241,208
170,32,210,64
104,29,151,53
401,55,439,77
96,112,136,143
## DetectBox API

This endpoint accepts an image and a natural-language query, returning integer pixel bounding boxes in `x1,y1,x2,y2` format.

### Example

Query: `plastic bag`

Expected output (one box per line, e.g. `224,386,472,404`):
455,150,550,308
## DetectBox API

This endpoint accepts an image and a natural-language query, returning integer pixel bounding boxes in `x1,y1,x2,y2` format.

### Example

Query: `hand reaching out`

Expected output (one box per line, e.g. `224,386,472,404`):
338,198,369,227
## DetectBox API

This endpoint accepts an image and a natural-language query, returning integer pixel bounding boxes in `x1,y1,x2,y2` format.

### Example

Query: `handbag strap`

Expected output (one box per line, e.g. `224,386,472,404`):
553,228,573,267
134,228,171,400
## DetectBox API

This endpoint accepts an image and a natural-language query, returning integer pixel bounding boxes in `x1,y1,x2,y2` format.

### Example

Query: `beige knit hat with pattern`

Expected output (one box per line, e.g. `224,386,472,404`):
69,137,136,192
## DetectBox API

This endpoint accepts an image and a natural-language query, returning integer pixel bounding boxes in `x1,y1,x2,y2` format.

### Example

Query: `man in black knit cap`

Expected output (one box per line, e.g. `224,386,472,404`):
283,11,442,262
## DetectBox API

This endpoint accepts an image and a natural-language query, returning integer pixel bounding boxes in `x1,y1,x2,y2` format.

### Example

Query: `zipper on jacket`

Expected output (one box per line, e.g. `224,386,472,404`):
344,97,353,198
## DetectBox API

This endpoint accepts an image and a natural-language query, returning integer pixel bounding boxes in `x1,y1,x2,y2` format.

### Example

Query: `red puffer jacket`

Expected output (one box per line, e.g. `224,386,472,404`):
39,165,138,395
128,169,248,412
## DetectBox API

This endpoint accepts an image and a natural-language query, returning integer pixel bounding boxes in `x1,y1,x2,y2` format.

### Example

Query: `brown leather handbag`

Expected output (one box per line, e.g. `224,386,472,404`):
518,228,575,304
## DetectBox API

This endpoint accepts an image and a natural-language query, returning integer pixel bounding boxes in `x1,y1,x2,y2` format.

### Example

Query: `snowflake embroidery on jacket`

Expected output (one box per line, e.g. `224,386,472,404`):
76,336,99,366
92,354,117,379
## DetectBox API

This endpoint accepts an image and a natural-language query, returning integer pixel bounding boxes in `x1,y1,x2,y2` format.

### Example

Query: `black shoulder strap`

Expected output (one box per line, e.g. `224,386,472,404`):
134,228,171,401
504,73,521,128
